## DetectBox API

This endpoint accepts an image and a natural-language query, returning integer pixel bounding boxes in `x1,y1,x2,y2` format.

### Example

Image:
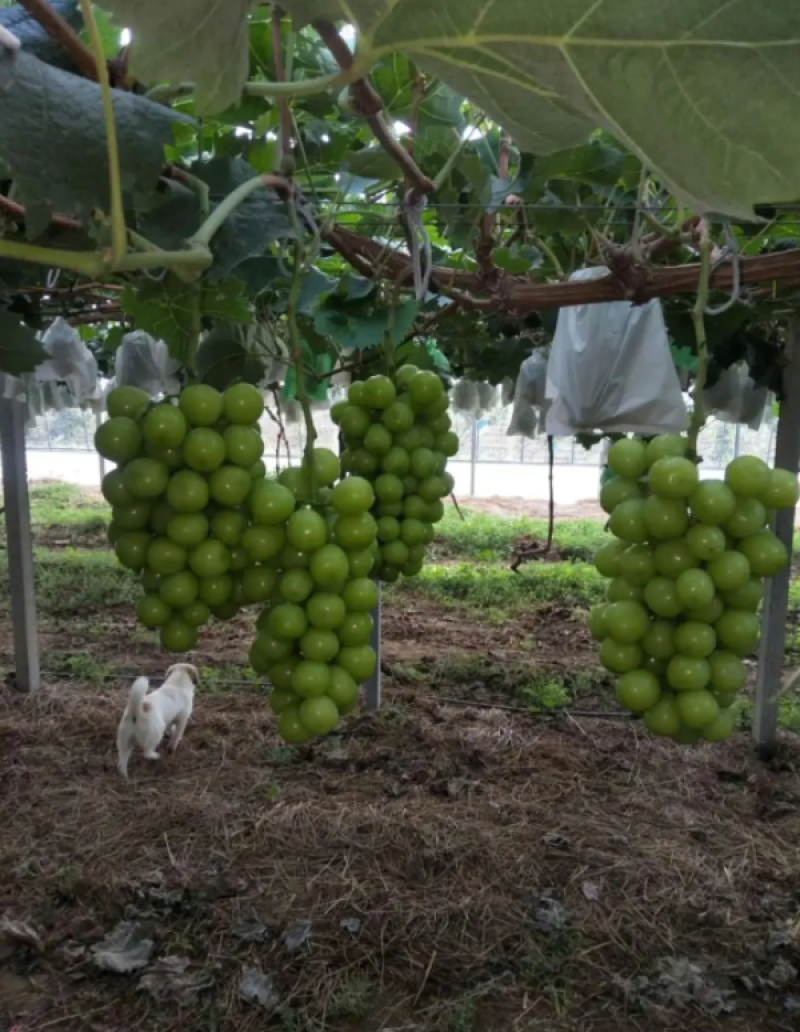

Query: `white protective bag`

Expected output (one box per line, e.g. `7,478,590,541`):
114,330,181,397
507,349,550,438
545,267,689,436
703,363,769,431
0,317,101,425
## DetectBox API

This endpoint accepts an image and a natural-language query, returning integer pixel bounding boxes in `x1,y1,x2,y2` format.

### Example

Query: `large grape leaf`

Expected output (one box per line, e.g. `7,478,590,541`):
0,310,49,375
97,0,252,115
0,1,83,71
281,0,800,218
188,157,295,280
121,275,254,365
0,50,189,236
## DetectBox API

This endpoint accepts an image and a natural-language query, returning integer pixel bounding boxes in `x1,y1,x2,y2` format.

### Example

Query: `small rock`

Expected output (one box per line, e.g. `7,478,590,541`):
340,917,361,934
582,881,601,901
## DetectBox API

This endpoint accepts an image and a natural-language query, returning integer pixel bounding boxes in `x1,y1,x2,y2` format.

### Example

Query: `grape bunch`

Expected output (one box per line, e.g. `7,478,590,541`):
247,462,380,743
330,365,459,582
591,435,797,744
97,382,267,652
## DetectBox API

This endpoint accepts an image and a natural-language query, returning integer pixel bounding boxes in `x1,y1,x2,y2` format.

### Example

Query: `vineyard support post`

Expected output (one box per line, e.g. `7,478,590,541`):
470,416,478,496
95,411,105,485
365,583,381,711
0,398,41,693
753,315,800,757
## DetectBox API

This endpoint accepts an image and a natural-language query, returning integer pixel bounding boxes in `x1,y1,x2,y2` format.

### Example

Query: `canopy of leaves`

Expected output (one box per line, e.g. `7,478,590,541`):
0,0,796,398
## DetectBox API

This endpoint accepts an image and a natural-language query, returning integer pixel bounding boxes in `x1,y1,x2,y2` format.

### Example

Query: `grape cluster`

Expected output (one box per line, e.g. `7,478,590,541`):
591,435,797,744
98,383,268,652
331,365,459,582
247,462,379,743
98,382,383,743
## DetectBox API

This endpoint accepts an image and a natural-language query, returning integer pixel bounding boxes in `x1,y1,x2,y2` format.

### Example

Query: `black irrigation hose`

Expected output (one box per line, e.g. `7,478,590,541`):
32,666,633,723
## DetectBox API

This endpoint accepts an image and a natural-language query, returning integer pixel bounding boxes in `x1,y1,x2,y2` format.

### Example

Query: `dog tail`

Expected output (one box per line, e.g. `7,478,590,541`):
127,676,151,718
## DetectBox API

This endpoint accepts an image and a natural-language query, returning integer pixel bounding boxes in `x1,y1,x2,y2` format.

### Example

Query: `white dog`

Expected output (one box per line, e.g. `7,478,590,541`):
116,663,198,778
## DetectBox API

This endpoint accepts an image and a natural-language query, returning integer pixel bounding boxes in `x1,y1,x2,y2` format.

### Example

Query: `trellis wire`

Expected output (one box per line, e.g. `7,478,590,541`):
28,665,632,723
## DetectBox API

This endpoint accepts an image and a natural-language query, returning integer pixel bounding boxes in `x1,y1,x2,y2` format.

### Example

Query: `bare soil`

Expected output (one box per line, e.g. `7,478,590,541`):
1,485,799,1030
1,598,800,1031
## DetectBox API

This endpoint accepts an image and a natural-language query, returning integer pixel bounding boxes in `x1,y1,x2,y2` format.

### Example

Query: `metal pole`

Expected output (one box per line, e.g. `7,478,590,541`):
469,416,478,497
95,410,105,484
753,315,800,757
0,398,41,693
364,583,381,711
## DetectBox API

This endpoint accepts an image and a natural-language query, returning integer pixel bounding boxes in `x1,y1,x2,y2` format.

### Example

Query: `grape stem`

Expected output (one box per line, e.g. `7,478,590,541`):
688,226,713,458
79,0,126,268
286,202,318,501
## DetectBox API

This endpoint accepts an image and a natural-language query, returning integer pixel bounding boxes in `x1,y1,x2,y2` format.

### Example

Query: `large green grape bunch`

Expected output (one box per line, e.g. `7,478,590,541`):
330,365,459,582
97,382,267,653
99,382,378,743
248,462,379,744
590,435,798,745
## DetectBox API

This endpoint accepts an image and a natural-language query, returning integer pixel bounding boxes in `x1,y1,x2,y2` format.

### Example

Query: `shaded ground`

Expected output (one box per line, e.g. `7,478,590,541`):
457,495,607,522
1,678,800,1032
1,484,800,1030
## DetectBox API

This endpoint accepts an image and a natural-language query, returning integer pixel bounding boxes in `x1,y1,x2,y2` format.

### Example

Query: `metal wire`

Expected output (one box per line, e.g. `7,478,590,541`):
705,218,742,316
33,667,635,724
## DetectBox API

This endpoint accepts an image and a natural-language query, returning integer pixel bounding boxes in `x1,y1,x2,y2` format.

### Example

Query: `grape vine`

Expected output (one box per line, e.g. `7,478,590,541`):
1,0,799,744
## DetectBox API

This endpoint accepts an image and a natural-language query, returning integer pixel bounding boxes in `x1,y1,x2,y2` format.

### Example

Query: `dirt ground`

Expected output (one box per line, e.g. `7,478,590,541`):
2,598,800,1032
1,485,800,1030
456,496,607,522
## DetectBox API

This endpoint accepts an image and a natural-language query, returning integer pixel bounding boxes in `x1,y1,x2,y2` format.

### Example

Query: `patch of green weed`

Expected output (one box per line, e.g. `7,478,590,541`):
518,676,570,710
197,663,258,694
0,547,138,617
389,562,605,611
434,508,605,562
22,482,110,527
328,973,374,1020
47,651,111,683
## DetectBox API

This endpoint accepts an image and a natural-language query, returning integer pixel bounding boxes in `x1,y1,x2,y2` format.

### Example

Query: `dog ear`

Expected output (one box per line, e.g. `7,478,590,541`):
166,663,199,684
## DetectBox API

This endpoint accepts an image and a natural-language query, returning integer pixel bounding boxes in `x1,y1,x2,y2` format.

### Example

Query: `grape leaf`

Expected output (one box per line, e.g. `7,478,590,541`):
281,0,800,218
135,180,204,251
97,0,252,115
0,1,83,71
196,323,266,390
527,139,629,192
314,299,419,351
0,311,49,375
121,275,253,365
189,158,295,279
0,50,189,236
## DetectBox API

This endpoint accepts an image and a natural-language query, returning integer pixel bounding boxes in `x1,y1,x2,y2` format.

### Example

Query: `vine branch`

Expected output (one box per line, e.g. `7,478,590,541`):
271,6,293,164
312,19,435,196
18,0,97,80
689,224,713,458
79,0,125,265
286,204,318,498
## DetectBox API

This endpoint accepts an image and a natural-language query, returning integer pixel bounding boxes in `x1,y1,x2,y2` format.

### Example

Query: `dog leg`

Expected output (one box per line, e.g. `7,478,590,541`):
168,710,190,753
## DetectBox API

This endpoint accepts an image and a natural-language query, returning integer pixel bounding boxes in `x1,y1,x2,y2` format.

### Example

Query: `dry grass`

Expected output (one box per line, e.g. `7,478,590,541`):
1,678,800,1032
